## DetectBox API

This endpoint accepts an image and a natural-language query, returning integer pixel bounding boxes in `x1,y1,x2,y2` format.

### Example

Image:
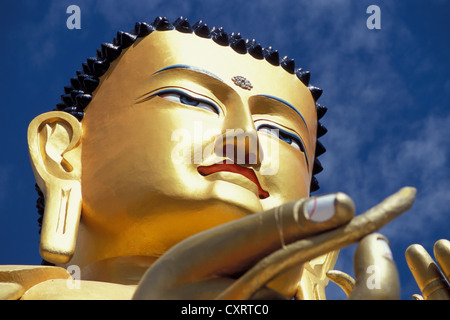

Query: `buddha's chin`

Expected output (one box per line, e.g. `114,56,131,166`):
204,180,265,215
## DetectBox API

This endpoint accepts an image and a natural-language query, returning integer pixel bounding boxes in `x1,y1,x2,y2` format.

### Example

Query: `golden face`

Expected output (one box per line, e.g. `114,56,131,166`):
77,30,318,263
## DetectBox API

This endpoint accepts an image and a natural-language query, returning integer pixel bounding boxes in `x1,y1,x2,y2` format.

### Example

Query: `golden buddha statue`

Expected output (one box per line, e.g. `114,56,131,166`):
1,16,448,300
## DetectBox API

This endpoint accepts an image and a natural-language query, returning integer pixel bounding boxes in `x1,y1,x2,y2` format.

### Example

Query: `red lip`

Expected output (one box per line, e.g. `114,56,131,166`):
197,161,270,199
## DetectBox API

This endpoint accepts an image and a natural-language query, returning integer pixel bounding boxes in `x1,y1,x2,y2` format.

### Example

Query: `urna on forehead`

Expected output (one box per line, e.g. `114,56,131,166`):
52,15,328,193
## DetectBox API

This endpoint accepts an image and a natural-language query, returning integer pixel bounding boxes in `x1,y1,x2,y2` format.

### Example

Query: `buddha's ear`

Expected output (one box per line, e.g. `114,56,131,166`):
28,111,82,264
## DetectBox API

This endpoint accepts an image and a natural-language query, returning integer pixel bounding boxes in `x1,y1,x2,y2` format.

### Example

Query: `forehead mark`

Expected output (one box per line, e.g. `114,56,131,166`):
231,76,253,90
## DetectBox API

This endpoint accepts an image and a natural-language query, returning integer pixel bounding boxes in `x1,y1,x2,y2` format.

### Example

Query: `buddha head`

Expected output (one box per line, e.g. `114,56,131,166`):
27,17,328,295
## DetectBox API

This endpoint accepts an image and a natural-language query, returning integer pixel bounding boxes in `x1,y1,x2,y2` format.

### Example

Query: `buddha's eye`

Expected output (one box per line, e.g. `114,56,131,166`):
157,89,220,115
257,124,306,153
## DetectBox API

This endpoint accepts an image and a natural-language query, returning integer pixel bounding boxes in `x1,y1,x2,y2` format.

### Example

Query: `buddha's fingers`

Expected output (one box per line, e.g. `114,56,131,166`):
406,242,450,300
133,193,355,299
326,270,355,297
217,186,416,300
349,233,400,300
327,234,400,299
434,239,450,283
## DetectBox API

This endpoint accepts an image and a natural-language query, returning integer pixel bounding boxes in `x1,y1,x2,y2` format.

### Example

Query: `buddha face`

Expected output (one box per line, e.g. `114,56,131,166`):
75,30,318,264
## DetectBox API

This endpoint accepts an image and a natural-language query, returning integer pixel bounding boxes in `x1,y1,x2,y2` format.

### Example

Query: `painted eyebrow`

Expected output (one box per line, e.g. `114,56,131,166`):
152,64,224,82
258,94,308,129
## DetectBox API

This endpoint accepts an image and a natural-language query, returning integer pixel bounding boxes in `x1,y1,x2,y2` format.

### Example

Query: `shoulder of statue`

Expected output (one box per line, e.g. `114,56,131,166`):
0,265,71,300
0,265,137,300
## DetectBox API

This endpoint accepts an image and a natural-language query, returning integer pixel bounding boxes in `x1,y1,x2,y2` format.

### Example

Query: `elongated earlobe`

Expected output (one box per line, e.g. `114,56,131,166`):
28,111,82,264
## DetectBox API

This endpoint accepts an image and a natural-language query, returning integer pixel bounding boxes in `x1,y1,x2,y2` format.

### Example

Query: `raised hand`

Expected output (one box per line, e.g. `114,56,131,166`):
406,239,450,300
133,187,416,300
328,233,400,299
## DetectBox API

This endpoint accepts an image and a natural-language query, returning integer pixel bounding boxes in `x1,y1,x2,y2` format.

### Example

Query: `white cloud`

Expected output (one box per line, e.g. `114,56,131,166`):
375,114,450,237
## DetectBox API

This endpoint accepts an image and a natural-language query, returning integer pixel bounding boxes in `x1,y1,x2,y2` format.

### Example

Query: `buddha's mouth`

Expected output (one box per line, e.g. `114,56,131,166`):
197,161,270,199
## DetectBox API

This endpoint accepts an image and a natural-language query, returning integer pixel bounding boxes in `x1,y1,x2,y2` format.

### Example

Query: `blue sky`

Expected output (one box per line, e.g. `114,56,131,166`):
0,0,449,300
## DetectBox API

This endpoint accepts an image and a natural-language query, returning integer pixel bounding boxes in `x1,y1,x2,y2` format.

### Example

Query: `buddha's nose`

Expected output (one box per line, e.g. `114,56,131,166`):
214,105,263,167
214,129,263,167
